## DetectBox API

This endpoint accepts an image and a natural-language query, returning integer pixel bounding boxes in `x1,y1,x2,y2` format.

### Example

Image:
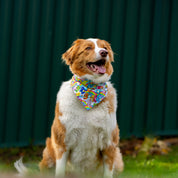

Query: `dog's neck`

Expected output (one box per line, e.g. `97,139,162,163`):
76,73,111,84
71,75,108,110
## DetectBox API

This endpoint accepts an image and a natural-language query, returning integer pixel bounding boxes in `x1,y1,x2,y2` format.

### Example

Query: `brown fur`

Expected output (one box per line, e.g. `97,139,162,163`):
112,125,119,146
102,125,121,171
107,87,115,113
103,145,116,170
39,102,66,170
39,138,55,170
114,147,124,172
105,62,113,76
100,86,116,114
52,103,65,148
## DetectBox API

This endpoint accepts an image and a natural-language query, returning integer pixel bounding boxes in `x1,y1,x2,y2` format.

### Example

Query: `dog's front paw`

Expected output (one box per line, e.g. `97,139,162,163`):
55,170,65,178
103,167,113,178
103,173,113,178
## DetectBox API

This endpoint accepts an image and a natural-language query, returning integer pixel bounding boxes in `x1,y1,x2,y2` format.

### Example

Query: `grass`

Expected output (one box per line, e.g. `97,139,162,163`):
0,142,178,177
120,145,178,178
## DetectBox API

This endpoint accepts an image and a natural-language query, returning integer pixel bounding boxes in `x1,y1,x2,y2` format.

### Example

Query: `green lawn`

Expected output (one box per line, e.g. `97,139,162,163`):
120,145,178,178
0,144,178,178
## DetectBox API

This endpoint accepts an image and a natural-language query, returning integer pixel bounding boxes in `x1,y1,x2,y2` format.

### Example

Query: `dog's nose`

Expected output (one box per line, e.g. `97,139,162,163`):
99,50,108,57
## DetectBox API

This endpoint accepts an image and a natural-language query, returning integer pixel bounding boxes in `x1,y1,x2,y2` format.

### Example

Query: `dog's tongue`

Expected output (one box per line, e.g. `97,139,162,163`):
97,65,106,74
90,64,106,74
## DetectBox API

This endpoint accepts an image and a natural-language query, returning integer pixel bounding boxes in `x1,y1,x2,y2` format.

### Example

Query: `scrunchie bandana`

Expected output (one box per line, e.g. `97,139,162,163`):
71,75,108,110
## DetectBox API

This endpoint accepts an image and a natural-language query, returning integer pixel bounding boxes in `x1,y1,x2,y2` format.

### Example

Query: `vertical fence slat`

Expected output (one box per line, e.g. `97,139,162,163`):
164,0,178,131
158,0,172,132
119,0,140,136
4,0,27,144
95,0,112,40
0,0,14,144
146,0,172,134
132,0,153,136
33,0,56,143
18,0,41,144
67,0,84,41
82,0,98,38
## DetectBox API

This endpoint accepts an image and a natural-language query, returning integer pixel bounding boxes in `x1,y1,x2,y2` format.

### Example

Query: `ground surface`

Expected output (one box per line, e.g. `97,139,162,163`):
0,137,178,177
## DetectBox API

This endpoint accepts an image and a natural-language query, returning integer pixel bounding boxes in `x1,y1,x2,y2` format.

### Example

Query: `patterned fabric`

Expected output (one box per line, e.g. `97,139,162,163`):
71,75,108,110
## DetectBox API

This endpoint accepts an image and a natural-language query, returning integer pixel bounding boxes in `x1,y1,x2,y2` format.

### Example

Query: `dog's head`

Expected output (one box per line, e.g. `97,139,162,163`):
62,38,114,83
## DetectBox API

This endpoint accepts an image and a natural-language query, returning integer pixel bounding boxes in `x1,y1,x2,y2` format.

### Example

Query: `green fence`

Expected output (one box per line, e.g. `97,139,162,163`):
0,0,177,147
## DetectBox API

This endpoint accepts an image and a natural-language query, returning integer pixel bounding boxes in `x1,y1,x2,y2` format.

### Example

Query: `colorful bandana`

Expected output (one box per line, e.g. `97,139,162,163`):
71,75,108,110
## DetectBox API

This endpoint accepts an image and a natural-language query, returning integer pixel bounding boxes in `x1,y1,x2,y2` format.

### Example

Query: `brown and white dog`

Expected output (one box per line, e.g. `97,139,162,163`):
15,38,124,178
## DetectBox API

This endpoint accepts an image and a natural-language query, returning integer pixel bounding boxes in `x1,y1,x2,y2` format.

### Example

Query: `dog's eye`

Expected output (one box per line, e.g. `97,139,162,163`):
85,46,92,50
104,47,107,50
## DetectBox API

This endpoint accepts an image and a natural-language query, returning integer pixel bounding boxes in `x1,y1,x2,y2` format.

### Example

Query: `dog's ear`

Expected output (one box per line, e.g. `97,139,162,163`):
110,50,114,62
62,39,84,65
104,40,114,62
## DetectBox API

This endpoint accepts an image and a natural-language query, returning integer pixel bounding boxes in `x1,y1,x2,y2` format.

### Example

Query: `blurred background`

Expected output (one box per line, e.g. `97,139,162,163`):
0,0,177,148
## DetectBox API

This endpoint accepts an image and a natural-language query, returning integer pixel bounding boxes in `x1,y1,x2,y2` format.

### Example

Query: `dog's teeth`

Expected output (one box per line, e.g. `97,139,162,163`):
91,64,95,69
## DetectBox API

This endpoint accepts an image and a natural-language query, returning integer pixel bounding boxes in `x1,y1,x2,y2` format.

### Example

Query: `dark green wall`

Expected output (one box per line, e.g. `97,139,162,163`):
0,0,177,147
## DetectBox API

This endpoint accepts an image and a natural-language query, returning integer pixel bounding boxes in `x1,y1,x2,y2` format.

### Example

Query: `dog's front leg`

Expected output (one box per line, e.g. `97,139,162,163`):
55,151,69,177
52,102,68,177
103,145,116,178
103,162,113,178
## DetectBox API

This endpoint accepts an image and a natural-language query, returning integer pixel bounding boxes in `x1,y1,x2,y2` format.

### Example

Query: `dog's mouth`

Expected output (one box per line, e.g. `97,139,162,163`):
86,59,106,74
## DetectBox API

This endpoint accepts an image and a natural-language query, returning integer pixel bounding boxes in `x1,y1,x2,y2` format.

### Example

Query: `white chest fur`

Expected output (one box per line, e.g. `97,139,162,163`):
57,80,117,170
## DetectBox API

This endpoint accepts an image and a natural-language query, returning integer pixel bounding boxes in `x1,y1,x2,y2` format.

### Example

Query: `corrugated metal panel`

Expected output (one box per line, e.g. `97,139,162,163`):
0,0,177,147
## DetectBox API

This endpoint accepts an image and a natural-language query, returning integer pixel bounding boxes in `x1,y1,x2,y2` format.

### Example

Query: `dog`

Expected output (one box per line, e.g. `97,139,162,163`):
15,38,124,178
